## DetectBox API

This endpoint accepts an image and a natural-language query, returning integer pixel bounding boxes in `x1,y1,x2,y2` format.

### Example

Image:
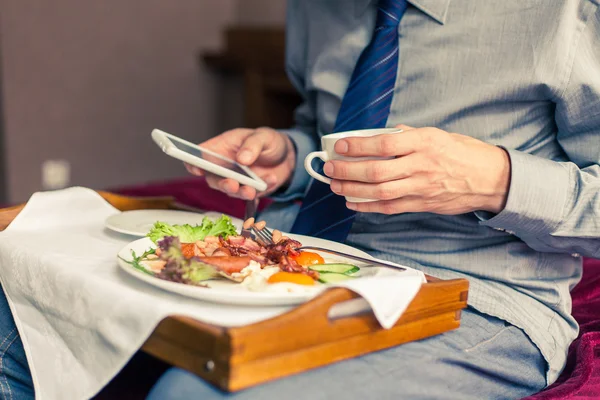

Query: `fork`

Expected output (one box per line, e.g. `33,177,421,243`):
241,198,259,240
250,224,275,246
250,224,406,271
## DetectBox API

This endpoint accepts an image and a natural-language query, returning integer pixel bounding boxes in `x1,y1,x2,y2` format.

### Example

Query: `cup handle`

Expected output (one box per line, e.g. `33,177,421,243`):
304,151,332,184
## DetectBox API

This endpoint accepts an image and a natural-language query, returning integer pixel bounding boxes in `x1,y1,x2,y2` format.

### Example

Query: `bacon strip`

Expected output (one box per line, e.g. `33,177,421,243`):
175,235,317,278
198,256,253,274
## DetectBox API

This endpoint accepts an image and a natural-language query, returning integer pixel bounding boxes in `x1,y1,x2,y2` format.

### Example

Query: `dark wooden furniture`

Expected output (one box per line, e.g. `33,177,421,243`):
0,191,469,392
202,27,302,129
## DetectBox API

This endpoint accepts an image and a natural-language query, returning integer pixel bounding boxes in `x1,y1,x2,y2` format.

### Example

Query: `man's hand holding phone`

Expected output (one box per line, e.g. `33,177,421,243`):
186,127,296,200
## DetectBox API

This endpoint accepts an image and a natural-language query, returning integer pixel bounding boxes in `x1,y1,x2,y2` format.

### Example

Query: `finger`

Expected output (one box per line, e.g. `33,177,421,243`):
220,179,241,195
238,185,258,200
334,129,426,158
186,128,254,173
206,171,276,200
236,127,278,165
204,173,220,190
257,173,279,194
201,128,254,151
324,154,422,183
262,173,278,188
205,173,240,195
185,163,204,176
330,177,425,201
346,196,425,215
238,174,277,200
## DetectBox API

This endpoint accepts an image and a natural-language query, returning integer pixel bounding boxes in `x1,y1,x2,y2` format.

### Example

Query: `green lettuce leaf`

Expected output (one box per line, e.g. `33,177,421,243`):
204,215,238,239
183,258,220,284
147,215,238,244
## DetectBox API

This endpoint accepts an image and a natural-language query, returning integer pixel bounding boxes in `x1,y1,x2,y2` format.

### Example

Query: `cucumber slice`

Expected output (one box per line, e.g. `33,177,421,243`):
309,263,359,275
318,272,355,284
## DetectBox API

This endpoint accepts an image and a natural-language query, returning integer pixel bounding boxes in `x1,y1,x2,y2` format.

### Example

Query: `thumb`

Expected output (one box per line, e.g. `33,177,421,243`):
236,128,276,165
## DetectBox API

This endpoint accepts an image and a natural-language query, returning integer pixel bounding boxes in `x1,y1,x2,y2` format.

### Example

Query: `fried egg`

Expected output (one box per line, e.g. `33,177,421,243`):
230,262,318,293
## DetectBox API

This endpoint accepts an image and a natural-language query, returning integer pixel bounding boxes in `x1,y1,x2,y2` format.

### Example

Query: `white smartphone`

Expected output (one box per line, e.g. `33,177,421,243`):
151,129,268,191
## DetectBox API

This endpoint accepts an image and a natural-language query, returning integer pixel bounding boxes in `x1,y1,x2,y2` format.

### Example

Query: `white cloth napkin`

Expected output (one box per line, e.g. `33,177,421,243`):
0,187,424,400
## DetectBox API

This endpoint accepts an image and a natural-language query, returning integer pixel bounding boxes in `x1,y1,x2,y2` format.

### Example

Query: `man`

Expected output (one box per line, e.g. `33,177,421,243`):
146,0,600,398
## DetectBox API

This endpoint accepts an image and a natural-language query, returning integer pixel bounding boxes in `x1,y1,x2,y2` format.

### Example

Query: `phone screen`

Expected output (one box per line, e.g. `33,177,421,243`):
167,135,253,178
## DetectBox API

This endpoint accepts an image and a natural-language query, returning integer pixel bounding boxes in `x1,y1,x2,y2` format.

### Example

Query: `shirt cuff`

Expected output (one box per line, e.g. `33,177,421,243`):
269,128,318,202
474,148,570,237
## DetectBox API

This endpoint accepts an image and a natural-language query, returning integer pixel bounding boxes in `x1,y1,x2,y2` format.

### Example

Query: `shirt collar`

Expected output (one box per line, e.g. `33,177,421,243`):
355,0,451,24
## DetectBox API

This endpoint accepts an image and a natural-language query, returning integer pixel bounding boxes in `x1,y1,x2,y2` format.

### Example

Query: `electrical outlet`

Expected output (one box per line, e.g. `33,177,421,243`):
42,160,71,190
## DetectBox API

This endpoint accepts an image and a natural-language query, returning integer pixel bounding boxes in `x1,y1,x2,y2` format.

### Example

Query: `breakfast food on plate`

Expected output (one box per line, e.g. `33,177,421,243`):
122,214,360,291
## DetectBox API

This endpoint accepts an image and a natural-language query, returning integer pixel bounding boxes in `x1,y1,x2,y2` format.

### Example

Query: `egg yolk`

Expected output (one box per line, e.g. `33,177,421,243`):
267,271,315,286
289,251,324,266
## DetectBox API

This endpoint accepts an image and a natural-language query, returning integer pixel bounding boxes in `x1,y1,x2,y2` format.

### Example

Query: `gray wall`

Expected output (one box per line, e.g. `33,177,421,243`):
0,0,241,203
236,0,286,25
0,0,286,204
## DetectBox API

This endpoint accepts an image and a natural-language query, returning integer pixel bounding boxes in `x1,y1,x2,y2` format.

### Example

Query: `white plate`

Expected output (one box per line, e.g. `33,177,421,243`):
117,235,377,306
105,209,243,237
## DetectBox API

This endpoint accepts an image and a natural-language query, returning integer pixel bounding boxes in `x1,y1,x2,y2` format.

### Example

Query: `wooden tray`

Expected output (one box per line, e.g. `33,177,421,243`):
0,191,469,392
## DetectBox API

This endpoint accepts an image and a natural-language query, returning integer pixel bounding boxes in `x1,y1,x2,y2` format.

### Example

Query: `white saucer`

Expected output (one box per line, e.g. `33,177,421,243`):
105,209,243,237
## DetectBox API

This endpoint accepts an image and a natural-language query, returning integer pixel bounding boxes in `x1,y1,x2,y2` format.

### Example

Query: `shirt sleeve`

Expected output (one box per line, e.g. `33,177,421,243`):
475,5,600,259
269,0,319,202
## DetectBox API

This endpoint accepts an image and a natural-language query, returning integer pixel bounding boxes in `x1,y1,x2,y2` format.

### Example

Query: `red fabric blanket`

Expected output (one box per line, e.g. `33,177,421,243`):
111,177,272,218
111,178,600,399
523,258,600,400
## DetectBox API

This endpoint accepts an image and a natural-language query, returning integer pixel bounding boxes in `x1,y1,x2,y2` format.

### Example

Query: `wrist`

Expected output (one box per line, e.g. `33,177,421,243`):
478,145,511,213
282,133,297,187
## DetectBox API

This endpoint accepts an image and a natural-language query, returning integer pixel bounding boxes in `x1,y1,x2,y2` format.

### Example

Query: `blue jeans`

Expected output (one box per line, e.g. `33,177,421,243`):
146,307,547,400
0,287,34,399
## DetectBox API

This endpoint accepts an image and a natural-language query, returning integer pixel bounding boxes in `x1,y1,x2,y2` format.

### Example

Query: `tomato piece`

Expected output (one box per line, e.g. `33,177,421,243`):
267,271,315,286
289,251,325,266
180,243,196,259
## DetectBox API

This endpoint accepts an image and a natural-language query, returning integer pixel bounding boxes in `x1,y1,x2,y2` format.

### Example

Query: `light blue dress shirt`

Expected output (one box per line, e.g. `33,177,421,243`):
259,0,600,385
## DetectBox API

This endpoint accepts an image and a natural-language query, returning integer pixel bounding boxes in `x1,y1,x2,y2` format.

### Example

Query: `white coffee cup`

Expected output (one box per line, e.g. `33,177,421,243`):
304,128,403,202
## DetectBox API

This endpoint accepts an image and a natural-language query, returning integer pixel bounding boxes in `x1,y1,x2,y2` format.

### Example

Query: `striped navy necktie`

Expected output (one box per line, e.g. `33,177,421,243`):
290,0,408,242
